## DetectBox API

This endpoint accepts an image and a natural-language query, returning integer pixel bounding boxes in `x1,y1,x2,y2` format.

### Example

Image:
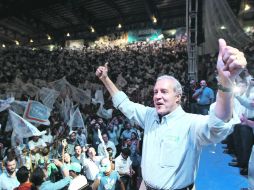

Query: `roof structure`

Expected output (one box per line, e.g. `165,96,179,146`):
0,0,241,46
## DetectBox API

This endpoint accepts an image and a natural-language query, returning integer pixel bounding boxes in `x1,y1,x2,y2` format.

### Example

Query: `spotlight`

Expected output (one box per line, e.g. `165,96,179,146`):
47,34,51,40
2,44,5,48
244,4,251,11
118,24,122,29
66,33,70,37
152,16,157,24
15,40,19,45
90,26,95,33
30,39,34,43
220,26,226,30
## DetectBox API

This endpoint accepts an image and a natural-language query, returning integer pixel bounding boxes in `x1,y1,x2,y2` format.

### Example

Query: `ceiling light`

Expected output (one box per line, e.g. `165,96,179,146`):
2,44,5,48
15,40,19,45
152,16,157,23
220,26,226,30
90,26,95,33
118,24,122,29
244,4,251,11
66,33,70,37
30,39,34,43
47,34,51,40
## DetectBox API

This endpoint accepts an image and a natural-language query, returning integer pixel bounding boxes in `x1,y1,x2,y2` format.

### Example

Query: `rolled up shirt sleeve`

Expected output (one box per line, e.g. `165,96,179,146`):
195,103,241,146
112,91,150,128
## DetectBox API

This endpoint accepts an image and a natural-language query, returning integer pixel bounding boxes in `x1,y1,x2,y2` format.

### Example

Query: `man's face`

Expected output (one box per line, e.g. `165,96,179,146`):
75,146,81,156
32,136,39,142
102,134,108,143
200,80,207,88
70,132,76,141
6,160,16,174
153,79,180,116
88,147,96,157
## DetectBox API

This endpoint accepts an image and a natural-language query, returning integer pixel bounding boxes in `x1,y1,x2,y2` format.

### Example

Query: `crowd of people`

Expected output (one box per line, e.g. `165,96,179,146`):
0,37,253,190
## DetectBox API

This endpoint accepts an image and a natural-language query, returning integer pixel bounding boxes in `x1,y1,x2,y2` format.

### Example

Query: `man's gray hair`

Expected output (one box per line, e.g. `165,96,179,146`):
156,75,183,96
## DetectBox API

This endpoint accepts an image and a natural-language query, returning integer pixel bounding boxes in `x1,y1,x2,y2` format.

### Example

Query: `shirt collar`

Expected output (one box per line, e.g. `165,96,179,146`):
154,105,185,124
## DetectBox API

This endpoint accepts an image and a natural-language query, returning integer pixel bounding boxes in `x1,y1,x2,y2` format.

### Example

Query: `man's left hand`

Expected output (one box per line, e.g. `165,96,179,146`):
217,39,247,86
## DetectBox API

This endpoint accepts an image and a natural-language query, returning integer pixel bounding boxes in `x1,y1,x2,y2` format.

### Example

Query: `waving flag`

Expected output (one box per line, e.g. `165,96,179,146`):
9,110,46,138
10,101,27,115
23,100,51,125
0,97,15,112
39,87,60,109
96,104,113,120
92,90,104,105
67,107,85,130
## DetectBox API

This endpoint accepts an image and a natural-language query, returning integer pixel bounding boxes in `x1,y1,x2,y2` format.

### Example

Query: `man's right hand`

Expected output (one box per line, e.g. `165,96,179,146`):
96,62,109,80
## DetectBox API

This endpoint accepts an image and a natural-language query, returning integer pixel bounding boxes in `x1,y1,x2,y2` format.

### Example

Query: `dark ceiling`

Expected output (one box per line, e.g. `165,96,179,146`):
0,0,241,46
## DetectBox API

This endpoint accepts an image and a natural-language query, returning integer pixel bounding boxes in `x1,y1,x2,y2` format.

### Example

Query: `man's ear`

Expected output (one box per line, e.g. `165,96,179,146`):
176,94,181,104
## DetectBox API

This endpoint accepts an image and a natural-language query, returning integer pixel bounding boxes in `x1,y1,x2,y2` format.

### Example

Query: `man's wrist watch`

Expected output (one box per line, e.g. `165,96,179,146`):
217,83,232,92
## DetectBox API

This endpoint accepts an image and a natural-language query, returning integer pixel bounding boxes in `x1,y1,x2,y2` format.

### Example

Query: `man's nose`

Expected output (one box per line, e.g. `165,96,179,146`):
154,92,162,98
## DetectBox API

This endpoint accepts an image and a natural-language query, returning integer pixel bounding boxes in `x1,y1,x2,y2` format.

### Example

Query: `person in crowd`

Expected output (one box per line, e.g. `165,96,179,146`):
95,39,246,189
115,148,135,190
71,144,82,164
82,147,103,185
66,131,78,156
192,80,215,115
68,162,88,190
42,128,54,148
120,122,136,147
188,79,198,113
76,128,87,148
97,132,116,158
30,160,71,190
91,122,102,152
92,157,125,190
28,135,47,169
14,166,32,190
0,156,20,190
230,79,254,175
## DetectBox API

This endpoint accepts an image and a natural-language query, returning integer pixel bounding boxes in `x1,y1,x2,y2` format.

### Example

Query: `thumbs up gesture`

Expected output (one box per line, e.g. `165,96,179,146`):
96,62,109,80
217,39,247,85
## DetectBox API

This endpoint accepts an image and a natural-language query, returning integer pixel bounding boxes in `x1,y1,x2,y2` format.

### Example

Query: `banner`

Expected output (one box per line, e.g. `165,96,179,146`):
10,101,27,115
71,86,91,106
116,73,127,88
0,97,15,112
23,100,51,125
9,110,46,138
67,107,85,130
39,87,60,109
92,90,104,105
59,96,73,123
22,83,39,97
96,104,113,120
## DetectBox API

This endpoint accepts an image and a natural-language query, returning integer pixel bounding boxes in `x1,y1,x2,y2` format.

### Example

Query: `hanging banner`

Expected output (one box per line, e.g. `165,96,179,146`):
23,100,51,125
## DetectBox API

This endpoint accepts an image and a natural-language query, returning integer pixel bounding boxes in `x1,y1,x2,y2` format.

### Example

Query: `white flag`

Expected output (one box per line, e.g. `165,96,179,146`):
92,90,104,105
96,104,113,120
116,73,127,88
9,110,46,138
10,101,27,115
67,107,85,130
39,87,60,109
0,97,14,112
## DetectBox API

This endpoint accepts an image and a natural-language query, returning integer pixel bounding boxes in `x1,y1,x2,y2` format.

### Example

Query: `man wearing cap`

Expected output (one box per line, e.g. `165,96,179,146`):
67,131,78,156
68,162,88,190
92,157,125,190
